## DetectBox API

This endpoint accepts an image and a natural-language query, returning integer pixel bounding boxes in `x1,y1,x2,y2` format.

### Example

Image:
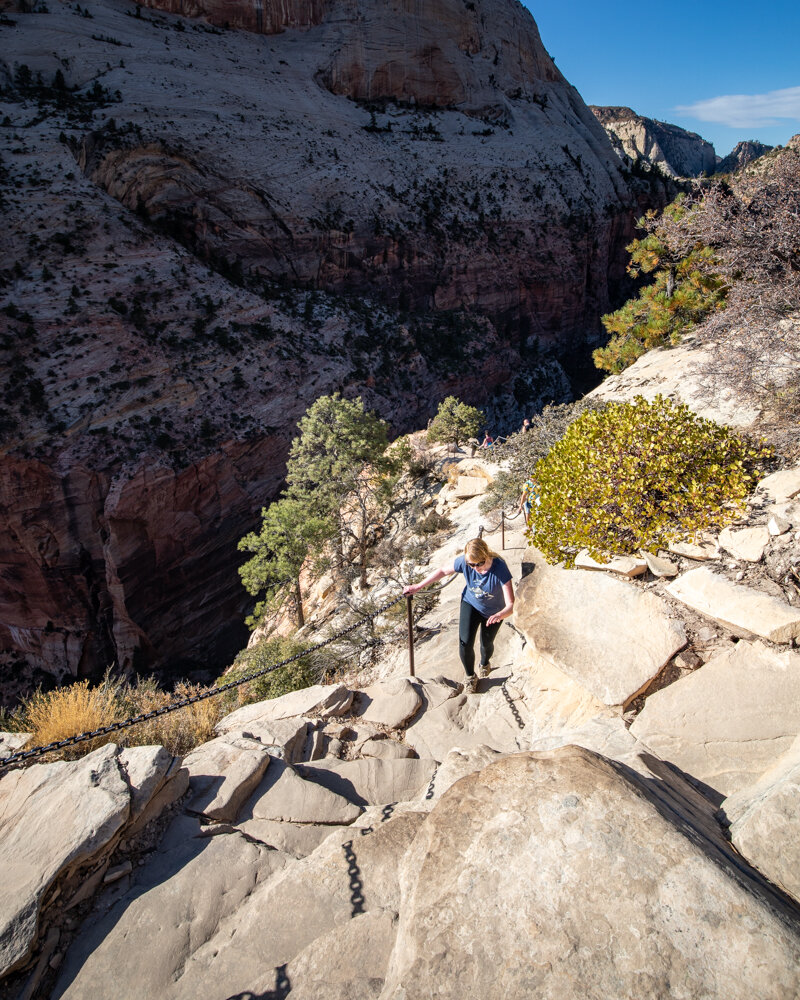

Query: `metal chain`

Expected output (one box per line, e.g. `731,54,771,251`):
0,592,407,771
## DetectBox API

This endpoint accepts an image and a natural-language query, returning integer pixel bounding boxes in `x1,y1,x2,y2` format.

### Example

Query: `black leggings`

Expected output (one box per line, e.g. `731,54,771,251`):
459,600,502,677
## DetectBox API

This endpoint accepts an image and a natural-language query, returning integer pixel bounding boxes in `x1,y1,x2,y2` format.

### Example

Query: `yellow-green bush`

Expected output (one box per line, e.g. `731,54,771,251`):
527,395,772,566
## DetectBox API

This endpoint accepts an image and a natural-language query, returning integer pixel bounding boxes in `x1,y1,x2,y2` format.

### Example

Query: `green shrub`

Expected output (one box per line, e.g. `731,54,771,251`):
427,396,484,448
528,395,773,565
222,634,319,707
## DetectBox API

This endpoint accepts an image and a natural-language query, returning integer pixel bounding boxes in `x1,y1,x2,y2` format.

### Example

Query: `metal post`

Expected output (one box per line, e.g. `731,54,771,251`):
501,510,506,550
406,595,415,677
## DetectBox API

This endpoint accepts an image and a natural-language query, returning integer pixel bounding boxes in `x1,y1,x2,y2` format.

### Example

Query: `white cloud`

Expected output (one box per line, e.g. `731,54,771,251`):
675,85,800,128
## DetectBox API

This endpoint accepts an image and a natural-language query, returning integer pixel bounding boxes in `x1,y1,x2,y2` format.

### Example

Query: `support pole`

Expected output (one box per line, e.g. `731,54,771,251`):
501,510,506,550
406,595,416,677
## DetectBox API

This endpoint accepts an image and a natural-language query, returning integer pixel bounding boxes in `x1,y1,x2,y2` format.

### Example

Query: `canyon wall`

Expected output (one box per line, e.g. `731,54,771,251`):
592,105,717,178
0,0,656,697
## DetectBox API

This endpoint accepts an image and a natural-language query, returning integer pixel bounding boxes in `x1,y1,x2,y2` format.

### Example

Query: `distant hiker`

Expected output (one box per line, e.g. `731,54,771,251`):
518,477,538,523
521,418,531,433
481,431,494,448
403,537,514,693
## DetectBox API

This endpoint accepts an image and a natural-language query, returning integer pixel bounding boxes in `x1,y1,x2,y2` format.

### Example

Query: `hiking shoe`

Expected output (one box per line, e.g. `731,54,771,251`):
464,674,478,694
479,662,492,678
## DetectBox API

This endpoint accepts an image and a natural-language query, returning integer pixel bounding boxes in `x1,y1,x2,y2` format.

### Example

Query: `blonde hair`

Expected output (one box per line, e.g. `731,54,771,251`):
464,538,498,565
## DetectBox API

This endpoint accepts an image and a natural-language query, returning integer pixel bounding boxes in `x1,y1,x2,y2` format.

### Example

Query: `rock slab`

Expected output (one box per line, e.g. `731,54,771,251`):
515,561,686,706
630,640,800,796
666,567,800,643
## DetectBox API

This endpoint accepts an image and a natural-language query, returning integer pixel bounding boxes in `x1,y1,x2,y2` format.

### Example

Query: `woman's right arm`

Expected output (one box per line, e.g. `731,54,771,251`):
403,559,457,595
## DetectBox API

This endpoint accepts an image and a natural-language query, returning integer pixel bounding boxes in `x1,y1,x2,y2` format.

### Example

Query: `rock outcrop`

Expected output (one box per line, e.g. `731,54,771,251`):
592,105,717,177
0,0,652,695
717,139,774,174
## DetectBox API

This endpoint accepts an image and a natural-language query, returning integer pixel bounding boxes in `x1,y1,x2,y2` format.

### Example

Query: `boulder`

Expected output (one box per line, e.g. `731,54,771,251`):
720,735,800,904
380,749,800,999
641,550,679,577
295,757,438,807
214,716,311,763
630,640,800,796
240,757,363,825
514,562,686,706
666,567,800,643
0,745,130,977
183,734,272,822
452,476,487,499
215,684,354,734
718,525,770,562
352,677,423,730
360,738,417,760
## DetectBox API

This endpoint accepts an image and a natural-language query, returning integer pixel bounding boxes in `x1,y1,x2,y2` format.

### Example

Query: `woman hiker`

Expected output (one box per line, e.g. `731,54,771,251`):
403,537,515,693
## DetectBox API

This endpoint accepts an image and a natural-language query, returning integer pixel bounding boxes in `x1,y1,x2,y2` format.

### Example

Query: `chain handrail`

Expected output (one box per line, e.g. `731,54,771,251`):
0,591,407,771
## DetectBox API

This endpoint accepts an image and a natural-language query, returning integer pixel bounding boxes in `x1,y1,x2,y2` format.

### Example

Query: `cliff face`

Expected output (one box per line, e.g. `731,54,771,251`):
591,106,716,178
0,0,652,698
717,139,774,174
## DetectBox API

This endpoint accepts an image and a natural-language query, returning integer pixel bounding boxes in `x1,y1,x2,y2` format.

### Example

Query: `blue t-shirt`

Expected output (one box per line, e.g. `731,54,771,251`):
454,554,512,618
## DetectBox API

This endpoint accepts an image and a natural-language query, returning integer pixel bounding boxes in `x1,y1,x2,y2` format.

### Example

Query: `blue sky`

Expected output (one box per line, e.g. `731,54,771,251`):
523,1,800,157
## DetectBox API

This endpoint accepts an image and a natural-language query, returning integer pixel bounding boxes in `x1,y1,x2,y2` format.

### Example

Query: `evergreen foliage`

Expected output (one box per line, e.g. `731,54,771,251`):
426,395,484,448
223,634,319,704
528,395,772,566
238,497,332,627
594,198,727,374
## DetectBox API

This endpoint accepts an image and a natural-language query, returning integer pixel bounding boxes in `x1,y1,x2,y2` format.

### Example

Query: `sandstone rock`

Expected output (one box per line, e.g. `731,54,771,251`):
240,757,363,825
233,818,351,859
216,684,354,735
380,749,800,999
295,758,438,808
125,758,190,839
282,907,398,1000
160,814,426,999
574,549,647,576
768,514,792,536
668,537,721,561
117,745,178,822
52,815,289,1000
412,744,502,808
666,567,800,643
720,736,800,903
0,732,30,760
452,475,487,499
0,745,130,977
183,734,272,822
756,467,800,504
514,562,686,706
630,640,800,796
718,525,770,562
717,140,774,174
360,738,417,761
641,550,679,577
586,337,763,428
352,677,423,730
215,716,310,763
403,684,530,760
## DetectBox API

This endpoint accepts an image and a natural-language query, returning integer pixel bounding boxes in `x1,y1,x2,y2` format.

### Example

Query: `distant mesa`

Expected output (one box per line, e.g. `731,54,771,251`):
590,105,716,179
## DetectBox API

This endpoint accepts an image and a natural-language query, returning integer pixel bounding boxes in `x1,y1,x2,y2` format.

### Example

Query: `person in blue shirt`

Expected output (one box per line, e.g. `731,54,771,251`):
403,538,515,693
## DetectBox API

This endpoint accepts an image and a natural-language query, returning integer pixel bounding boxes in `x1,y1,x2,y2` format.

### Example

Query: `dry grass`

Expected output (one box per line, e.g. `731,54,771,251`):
23,679,122,760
